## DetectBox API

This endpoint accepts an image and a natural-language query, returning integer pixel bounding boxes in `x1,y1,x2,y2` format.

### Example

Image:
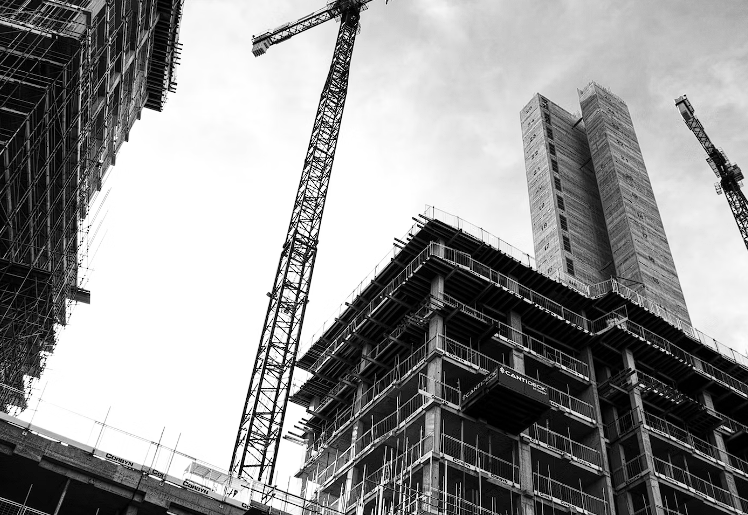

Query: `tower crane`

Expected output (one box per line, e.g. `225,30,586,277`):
229,0,380,485
675,95,748,250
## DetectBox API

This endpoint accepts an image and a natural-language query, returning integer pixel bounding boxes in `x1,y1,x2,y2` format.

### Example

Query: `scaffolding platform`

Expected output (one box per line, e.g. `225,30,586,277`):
462,366,550,434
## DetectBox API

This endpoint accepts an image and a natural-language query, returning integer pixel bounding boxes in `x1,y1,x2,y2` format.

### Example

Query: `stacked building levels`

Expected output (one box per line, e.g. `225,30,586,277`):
290,207,748,515
520,82,690,325
0,0,184,411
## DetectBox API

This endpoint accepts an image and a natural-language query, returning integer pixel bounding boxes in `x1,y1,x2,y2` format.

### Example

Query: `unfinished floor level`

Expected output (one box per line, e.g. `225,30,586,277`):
291,207,748,515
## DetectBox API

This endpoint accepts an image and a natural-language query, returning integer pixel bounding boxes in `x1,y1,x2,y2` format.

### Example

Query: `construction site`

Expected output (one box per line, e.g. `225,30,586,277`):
0,0,182,411
286,206,748,515
2,1,748,515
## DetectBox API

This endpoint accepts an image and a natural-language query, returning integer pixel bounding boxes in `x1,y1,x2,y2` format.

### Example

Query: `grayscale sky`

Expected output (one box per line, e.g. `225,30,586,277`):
33,0,748,489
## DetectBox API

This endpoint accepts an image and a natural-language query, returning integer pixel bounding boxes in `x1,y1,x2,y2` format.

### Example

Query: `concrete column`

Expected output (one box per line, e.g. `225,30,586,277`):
517,438,534,515
345,379,368,503
429,274,445,341
423,272,444,499
301,394,322,498
507,310,534,515
580,346,616,514
508,311,524,372
621,347,663,510
699,390,741,502
608,444,635,515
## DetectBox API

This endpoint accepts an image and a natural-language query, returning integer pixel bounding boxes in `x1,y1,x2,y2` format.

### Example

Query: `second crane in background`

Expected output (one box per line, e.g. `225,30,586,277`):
675,95,748,250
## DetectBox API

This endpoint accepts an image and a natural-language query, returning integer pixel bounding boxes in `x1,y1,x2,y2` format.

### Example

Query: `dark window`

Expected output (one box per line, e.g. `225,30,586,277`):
557,195,565,210
546,128,554,139
566,258,575,276
549,143,556,156
563,235,571,252
554,177,562,192
544,113,551,124
559,215,568,231
551,160,559,173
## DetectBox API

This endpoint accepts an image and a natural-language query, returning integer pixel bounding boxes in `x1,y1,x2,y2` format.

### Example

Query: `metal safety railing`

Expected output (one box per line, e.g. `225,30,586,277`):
494,316,589,379
547,385,595,421
309,391,431,486
307,243,434,373
640,410,748,477
418,374,462,407
0,495,49,515
439,293,589,380
605,408,639,441
533,473,608,515
653,457,741,509
631,506,687,515
308,389,429,483
435,333,500,374
343,433,434,511
425,206,536,268
611,453,648,488
528,423,601,467
441,434,519,484
358,341,429,411
436,244,589,330
306,336,437,464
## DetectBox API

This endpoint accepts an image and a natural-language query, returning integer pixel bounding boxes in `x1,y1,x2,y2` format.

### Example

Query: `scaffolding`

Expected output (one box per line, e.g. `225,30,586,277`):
0,0,183,412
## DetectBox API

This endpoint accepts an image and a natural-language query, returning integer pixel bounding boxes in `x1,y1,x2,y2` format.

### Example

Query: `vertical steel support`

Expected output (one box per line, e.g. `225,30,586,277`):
229,7,361,484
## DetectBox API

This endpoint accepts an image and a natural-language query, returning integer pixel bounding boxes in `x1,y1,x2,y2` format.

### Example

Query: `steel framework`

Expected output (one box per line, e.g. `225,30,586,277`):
229,4,362,484
676,95,748,250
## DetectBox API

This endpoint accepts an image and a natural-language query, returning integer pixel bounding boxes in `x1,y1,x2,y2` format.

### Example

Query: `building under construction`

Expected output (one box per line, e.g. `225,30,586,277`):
521,83,691,326
291,206,748,515
0,0,183,411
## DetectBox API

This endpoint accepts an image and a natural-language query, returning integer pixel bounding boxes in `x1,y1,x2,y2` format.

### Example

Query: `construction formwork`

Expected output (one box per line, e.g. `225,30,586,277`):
578,83,690,326
289,207,748,515
521,93,613,288
0,0,183,411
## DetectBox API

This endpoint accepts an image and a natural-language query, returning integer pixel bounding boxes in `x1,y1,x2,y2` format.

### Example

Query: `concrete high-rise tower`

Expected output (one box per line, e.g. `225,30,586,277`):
520,82,690,325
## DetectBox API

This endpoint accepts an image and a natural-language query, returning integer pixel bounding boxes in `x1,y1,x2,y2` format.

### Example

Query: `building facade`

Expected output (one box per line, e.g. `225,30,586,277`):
291,207,748,515
520,83,690,325
0,0,184,410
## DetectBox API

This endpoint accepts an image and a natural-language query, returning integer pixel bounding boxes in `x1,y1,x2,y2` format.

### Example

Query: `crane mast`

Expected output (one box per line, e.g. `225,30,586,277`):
675,95,748,250
229,2,367,485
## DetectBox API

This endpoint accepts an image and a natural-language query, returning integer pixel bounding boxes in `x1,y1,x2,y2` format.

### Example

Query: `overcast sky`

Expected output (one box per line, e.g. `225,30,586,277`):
28,0,748,490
